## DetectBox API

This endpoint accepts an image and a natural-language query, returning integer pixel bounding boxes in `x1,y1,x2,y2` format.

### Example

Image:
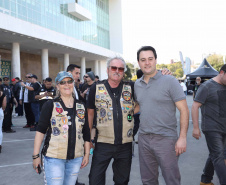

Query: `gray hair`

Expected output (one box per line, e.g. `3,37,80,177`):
106,56,127,72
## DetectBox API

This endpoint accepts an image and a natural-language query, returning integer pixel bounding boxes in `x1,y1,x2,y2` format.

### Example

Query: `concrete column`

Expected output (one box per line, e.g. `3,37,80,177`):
64,53,69,71
80,57,86,81
11,42,21,78
94,60,99,76
41,49,49,80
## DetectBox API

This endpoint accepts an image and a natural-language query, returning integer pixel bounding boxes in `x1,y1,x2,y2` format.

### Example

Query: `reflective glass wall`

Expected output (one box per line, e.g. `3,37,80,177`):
0,0,110,49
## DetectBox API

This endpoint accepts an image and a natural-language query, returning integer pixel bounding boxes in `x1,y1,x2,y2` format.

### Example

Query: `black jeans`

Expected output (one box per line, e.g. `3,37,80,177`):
2,104,11,131
24,103,35,126
202,131,226,185
15,96,23,116
89,142,132,185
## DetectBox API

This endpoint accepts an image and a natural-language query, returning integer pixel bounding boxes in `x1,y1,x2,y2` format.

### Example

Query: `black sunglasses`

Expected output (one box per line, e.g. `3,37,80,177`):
84,76,89,78
110,66,124,72
25,76,31,78
59,79,74,85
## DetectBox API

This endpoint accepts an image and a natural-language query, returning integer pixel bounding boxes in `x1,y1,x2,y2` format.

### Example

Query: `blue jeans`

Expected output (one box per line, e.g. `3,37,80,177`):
44,156,83,185
203,131,226,185
31,102,40,123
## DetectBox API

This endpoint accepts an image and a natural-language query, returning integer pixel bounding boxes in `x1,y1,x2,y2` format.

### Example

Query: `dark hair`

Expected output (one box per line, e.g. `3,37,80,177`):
137,46,157,61
66,64,80,72
136,69,143,79
219,64,226,73
45,77,52,82
95,75,99,79
0,78,2,82
15,77,20,80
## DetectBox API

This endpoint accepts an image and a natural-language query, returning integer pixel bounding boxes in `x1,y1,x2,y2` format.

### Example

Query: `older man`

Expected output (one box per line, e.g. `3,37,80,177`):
135,46,189,185
192,64,226,185
87,57,137,185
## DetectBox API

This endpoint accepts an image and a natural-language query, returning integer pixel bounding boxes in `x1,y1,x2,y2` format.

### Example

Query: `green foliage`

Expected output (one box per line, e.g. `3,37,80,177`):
157,62,184,78
124,63,133,80
206,54,224,71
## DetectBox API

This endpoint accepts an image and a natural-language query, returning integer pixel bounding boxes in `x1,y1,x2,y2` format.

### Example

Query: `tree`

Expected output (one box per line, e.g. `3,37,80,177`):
124,63,133,80
207,54,224,71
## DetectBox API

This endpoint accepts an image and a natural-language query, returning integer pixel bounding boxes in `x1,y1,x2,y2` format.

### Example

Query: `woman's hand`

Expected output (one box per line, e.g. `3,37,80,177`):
33,157,41,174
81,154,89,169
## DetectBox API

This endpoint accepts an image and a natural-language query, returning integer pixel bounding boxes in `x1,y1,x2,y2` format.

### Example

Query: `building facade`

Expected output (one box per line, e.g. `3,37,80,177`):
0,0,123,81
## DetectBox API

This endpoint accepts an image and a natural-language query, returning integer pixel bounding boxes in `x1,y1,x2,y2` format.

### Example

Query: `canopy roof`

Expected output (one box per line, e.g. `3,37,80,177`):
186,58,218,79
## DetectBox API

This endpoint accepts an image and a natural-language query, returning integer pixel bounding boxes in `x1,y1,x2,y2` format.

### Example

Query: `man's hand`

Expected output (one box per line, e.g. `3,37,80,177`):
19,100,22,105
175,137,186,156
192,128,201,140
161,68,172,75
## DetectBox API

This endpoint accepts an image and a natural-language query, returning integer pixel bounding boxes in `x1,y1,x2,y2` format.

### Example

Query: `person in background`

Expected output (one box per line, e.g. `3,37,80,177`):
133,69,143,144
20,73,35,129
95,75,99,82
2,76,17,133
35,77,56,112
193,76,201,99
81,71,95,103
179,80,187,96
14,77,23,116
0,85,6,153
192,64,226,185
33,71,90,185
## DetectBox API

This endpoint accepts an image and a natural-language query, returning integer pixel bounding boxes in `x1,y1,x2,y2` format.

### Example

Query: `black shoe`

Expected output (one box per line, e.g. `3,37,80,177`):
6,129,16,133
30,125,36,131
76,182,85,185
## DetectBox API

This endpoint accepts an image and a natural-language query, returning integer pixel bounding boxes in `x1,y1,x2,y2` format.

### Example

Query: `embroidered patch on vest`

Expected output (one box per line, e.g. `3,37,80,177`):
52,127,60,136
77,109,85,119
98,86,105,93
100,108,106,118
56,107,63,117
122,91,131,101
127,114,132,122
127,128,133,137
51,118,56,126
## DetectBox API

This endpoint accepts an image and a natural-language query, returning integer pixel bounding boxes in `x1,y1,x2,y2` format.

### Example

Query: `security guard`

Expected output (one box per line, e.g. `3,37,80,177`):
87,57,137,185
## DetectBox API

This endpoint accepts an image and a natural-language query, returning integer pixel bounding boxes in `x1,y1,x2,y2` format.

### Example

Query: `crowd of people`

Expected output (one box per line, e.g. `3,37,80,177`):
0,46,226,185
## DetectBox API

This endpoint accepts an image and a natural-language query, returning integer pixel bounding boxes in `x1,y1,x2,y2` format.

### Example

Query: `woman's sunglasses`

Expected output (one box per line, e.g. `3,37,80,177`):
110,66,124,72
59,79,74,85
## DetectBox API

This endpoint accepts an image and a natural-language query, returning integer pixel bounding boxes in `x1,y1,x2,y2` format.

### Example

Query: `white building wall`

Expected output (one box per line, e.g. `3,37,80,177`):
109,0,123,54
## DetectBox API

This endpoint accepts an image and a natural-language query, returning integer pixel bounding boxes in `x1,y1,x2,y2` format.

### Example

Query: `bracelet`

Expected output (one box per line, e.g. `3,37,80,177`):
32,154,40,159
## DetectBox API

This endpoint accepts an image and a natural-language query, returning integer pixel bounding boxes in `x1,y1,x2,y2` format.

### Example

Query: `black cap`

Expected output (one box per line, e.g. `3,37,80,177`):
31,74,38,79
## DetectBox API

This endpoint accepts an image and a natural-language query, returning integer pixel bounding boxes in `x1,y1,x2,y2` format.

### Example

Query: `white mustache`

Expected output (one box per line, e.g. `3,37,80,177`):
113,73,121,77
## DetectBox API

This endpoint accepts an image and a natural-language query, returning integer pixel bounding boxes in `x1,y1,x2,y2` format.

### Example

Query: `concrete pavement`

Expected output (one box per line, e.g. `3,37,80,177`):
0,95,220,185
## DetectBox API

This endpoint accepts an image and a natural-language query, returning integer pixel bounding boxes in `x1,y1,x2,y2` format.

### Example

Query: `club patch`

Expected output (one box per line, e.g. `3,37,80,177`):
122,91,131,101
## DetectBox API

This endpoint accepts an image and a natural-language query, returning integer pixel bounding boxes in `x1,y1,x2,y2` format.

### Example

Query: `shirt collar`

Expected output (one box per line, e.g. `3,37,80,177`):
140,70,162,83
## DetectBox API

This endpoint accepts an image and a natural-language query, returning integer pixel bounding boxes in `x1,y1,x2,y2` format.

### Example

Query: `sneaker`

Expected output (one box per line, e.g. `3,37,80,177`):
23,124,30,128
200,182,214,185
6,129,16,133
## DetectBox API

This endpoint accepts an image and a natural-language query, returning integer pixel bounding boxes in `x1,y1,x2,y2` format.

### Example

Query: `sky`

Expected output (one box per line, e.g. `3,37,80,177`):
121,0,226,65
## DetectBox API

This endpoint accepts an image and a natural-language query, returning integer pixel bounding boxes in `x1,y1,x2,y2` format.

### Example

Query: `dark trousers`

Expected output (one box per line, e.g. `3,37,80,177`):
89,142,132,185
15,96,23,116
2,104,11,131
31,102,40,123
24,103,35,126
203,131,226,185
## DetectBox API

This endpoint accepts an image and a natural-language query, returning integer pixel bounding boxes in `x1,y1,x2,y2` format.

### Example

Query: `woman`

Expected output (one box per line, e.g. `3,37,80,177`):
33,71,90,185
0,85,6,153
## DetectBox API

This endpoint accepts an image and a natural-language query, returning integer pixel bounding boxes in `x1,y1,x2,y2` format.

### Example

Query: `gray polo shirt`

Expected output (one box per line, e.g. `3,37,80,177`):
134,71,186,137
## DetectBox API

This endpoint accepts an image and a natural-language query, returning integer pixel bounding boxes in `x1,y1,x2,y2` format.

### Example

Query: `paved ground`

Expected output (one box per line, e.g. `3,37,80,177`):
0,95,220,185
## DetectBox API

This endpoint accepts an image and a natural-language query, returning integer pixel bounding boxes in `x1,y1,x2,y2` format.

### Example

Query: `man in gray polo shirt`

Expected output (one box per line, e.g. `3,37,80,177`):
134,46,189,185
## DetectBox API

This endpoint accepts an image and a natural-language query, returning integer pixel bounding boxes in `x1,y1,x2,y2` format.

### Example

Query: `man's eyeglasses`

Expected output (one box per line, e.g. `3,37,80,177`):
59,79,74,85
110,66,124,72
25,76,31,78
3,79,9,81
84,76,89,78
